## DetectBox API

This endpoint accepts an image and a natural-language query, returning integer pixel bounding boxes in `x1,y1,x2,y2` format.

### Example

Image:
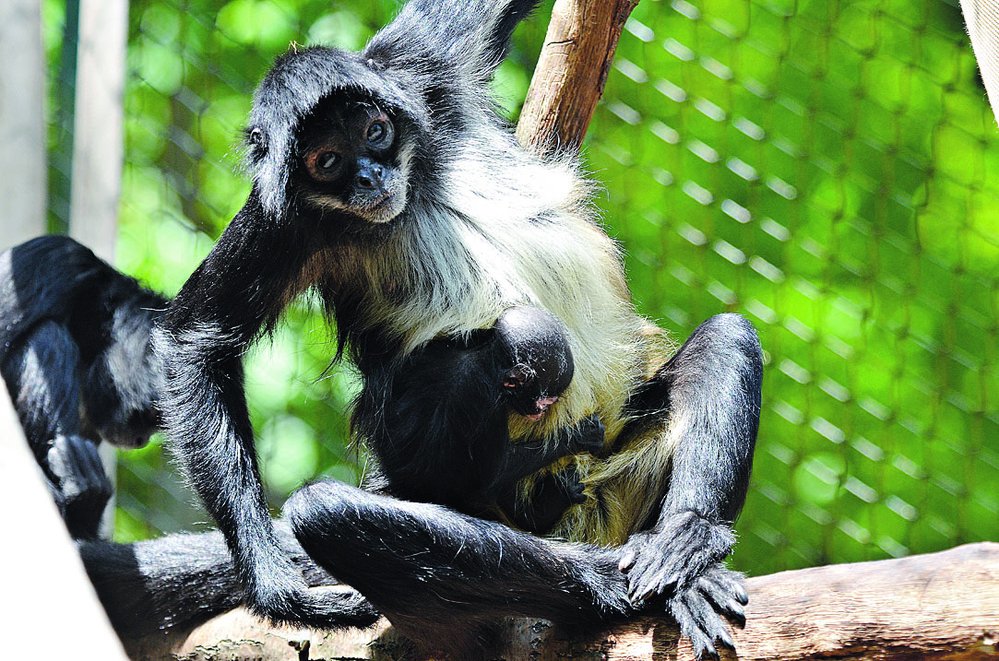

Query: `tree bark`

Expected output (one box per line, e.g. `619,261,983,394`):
124,542,999,660
516,0,639,155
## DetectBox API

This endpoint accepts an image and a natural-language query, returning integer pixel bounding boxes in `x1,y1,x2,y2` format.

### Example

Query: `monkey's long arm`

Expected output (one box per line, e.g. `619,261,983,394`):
155,194,375,628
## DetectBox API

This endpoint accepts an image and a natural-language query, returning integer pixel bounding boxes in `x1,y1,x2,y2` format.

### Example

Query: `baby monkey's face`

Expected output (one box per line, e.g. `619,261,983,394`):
294,96,410,224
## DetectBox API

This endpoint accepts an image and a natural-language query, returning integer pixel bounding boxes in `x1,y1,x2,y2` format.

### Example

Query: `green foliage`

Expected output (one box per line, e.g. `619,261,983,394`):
45,0,997,568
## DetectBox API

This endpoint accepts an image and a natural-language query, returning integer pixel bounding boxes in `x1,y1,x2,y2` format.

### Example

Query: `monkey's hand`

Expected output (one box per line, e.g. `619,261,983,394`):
557,464,588,505
618,511,742,659
567,414,606,456
249,571,380,630
47,434,113,539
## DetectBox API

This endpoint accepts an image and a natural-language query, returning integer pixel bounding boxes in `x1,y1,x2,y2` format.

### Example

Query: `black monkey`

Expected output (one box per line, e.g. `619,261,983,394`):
0,236,165,538
90,0,764,656
361,304,607,534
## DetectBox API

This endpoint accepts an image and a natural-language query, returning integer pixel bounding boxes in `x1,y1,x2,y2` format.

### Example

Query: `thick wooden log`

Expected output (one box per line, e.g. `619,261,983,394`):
124,542,999,660
515,0,639,155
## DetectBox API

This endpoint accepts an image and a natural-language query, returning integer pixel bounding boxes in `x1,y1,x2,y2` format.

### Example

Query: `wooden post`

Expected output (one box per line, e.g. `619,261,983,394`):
69,0,130,536
516,0,639,155
0,0,48,251
69,0,129,263
123,543,999,659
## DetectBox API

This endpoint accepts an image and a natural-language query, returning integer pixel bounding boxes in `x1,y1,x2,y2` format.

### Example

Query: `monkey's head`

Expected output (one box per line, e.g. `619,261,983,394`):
494,307,575,421
290,96,410,224
242,47,432,225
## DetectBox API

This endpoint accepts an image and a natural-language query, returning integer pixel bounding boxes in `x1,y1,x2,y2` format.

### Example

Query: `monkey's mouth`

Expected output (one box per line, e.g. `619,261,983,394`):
524,396,559,421
360,192,393,209
353,190,405,224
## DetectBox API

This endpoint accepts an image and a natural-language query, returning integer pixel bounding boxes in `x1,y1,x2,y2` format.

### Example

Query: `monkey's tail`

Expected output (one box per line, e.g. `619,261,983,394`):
78,523,337,636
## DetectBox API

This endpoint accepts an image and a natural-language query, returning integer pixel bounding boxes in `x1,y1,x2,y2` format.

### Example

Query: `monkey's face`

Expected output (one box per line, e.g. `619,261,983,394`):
501,364,563,421
294,97,409,224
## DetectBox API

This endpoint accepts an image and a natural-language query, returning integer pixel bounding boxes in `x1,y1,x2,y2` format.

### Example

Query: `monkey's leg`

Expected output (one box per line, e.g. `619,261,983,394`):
1,321,112,538
286,479,630,650
619,313,761,659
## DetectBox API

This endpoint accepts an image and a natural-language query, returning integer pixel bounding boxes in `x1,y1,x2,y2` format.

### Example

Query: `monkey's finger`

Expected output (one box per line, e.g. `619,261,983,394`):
671,597,718,660
634,569,673,602
618,549,637,572
701,568,749,607
701,566,749,606
681,590,735,655
692,592,736,651
698,578,746,628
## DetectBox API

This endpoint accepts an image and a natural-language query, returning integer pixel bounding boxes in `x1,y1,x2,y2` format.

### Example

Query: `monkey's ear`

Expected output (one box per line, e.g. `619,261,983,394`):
244,127,267,163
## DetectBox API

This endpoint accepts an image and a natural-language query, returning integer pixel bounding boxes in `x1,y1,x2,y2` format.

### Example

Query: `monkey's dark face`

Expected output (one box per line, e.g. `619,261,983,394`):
293,97,410,224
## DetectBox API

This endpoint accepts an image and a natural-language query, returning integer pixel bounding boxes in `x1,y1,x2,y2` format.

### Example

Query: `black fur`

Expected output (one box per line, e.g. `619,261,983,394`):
0,236,165,538
149,0,550,630
79,522,375,637
356,305,605,534
74,0,764,657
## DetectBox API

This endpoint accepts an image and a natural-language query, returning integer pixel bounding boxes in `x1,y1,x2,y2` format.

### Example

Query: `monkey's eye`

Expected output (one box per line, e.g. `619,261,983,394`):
366,118,394,149
305,149,342,181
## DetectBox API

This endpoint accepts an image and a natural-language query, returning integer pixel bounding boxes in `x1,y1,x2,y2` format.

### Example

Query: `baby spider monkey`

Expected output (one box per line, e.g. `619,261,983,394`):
358,305,605,534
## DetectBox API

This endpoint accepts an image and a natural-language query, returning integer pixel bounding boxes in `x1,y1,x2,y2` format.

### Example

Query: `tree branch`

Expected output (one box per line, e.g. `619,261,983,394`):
516,0,639,155
124,543,999,660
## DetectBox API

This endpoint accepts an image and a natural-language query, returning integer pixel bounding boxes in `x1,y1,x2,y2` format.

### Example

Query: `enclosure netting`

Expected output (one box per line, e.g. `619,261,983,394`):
42,0,997,576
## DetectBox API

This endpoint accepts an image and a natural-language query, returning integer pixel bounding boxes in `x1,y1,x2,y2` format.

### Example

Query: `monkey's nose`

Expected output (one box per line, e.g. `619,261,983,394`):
356,164,384,190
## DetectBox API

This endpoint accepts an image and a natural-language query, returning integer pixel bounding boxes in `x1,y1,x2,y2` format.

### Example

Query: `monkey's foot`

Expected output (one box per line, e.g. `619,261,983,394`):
662,565,748,659
618,511,734,600
618,512,741,658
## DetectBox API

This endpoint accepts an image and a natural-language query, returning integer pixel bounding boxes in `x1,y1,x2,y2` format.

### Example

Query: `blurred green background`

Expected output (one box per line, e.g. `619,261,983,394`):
41,0,998,576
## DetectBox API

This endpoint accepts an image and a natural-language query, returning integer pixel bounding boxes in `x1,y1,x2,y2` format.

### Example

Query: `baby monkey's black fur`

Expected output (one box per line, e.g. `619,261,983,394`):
0,237,165,539
359,305,606,534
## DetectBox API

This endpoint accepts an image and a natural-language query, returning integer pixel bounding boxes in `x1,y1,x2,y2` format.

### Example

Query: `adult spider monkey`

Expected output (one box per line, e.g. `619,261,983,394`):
83,0,762,657
0,236,165,539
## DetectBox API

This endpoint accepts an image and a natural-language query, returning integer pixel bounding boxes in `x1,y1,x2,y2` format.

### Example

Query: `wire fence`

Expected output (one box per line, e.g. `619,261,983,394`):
42,0,998,575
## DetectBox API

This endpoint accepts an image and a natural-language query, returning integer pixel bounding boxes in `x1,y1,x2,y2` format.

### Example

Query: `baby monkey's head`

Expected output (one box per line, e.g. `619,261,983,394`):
494,306,575,421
